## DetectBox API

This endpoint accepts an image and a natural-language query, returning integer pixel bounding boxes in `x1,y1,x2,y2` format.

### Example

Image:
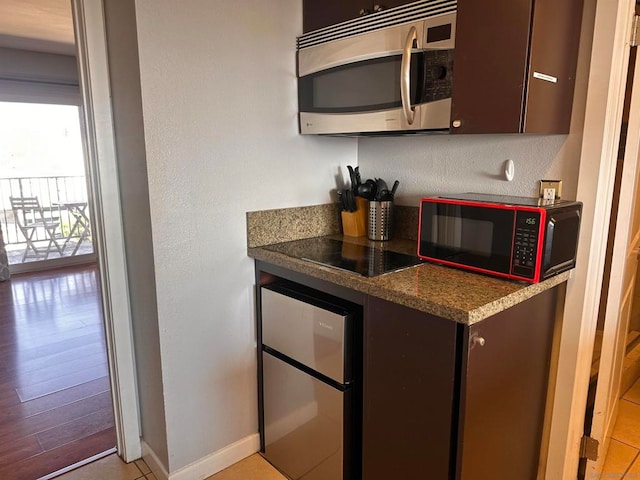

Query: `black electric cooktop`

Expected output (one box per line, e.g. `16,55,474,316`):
263,237,423,277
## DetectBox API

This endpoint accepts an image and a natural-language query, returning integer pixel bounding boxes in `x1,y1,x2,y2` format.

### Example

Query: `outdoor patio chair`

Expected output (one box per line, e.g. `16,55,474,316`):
10,196,64,262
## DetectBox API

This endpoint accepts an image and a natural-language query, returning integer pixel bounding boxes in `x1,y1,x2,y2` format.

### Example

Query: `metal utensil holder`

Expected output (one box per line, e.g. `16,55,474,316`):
368,201,393,241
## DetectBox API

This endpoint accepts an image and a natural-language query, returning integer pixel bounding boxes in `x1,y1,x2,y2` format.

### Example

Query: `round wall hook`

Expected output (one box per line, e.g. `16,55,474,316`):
504,159,515,181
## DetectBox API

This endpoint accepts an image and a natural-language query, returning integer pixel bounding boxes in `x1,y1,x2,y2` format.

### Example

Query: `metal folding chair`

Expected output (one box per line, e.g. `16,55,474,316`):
10,196,64,262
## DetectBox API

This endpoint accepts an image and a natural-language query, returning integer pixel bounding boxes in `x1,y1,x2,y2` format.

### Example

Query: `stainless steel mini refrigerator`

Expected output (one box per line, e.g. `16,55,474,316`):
259,284,356,480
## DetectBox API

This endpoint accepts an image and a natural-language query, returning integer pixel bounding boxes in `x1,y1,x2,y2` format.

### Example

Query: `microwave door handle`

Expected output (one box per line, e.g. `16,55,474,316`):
401,26,417,125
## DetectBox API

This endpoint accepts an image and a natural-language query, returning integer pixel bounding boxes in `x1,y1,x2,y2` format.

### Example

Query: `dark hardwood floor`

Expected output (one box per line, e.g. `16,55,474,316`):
0,264,116,479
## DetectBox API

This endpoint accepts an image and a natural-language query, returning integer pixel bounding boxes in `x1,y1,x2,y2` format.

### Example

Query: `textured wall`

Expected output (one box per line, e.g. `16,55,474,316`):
133,0,357,472
358,133,581,206
102,0,167,467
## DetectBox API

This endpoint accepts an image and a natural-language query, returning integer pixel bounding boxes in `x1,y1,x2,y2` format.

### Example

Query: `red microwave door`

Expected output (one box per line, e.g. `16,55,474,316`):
418,200,516,275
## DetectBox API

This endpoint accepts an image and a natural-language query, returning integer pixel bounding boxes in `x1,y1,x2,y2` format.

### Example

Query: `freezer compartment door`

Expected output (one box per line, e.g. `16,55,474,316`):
261,286,351,384
262,351,347,480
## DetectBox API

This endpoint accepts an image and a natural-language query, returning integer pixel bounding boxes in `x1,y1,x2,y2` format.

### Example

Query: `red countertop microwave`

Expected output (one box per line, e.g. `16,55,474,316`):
418,193,583,283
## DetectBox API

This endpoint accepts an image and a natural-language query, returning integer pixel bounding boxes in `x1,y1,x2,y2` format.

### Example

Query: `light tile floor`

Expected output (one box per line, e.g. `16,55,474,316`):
599,377,640,479
62,382,640,480
55,453,285,480
55,455,155,480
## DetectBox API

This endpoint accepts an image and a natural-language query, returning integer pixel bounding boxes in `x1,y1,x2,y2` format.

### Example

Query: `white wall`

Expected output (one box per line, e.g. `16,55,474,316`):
102,0,167,467
358,134,579,205
133,0,356,472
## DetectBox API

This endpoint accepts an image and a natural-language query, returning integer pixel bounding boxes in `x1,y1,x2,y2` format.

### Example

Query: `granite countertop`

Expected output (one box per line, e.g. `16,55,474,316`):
246,204,570,325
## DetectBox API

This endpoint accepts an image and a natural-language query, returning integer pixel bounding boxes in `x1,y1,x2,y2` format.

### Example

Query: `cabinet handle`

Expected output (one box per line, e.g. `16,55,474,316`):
359,8,371,16
471,335,486,347
401,26,417,125
373,4,386,12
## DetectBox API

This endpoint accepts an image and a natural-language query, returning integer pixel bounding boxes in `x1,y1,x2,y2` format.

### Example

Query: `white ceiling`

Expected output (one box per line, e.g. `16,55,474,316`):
0,0,75,56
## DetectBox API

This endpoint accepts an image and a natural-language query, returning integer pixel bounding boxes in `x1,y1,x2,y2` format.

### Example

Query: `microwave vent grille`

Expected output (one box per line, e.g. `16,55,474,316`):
297,0,457,50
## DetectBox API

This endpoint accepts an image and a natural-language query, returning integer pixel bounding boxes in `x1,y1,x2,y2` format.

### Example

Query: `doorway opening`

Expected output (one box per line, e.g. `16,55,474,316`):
0,97,116,477
0,101,95,273
0,6,120,475
581,6,640,477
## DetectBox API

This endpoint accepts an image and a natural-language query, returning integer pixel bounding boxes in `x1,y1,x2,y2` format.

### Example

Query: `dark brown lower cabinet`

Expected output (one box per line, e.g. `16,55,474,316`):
363,288,562,480
362,297,458,479
455,288,560,480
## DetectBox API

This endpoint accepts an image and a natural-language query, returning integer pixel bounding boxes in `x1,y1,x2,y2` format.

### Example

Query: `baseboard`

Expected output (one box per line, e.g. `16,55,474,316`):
141,441,170,480
142,434,260,480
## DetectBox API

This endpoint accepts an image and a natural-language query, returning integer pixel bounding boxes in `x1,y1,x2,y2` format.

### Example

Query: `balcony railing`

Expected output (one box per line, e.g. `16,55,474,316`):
0,176,94,264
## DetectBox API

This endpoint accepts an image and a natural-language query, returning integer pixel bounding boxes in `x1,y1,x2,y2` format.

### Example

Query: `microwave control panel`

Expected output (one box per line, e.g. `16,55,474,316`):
512,211,542,279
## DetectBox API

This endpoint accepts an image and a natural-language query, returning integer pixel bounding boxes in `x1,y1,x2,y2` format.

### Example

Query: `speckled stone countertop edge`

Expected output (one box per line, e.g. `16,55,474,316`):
248,244,570,325
465,272,570,325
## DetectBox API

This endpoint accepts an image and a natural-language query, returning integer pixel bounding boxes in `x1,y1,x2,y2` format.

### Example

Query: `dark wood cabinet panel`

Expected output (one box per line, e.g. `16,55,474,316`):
450,0,532,134
456,286,562,480
362,297,458,480
373,1,417,11
524,0,584,133
303,0,417,33
451,0,584,134
303,0,368,33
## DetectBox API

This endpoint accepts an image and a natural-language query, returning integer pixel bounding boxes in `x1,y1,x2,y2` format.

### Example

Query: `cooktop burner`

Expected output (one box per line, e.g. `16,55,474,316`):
264,237,423,277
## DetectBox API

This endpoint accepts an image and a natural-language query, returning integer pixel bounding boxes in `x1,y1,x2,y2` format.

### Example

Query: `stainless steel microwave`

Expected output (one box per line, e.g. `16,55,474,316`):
418,193,583,283
297,2,456,135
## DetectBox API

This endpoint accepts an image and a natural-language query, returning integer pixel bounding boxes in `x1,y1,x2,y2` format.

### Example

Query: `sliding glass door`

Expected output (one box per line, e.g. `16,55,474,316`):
0,101,95,272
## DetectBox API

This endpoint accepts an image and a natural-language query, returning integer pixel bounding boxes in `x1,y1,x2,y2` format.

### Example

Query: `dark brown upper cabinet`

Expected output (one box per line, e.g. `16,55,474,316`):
303,0,417,33
450,0,584,134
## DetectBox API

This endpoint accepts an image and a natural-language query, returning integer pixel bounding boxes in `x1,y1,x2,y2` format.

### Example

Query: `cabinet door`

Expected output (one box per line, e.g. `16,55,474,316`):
373,1,416,12
303,0,369,33
450,0,533,134
523,0,584,133
456,286,562,480
303,0,419,33
451,0,584,134
362,297,458,480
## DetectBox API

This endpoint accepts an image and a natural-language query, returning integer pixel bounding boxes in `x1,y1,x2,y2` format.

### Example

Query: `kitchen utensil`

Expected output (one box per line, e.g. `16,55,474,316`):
347,166,357,193
378,190,393,201
368,200,393,241
357,182,373,199
375,178,388,195
360,179,377,201
346,189,357,212
391,180,400,198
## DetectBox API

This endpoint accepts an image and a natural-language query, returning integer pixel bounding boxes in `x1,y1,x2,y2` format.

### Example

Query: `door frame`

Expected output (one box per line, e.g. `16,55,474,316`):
545,0,638,477
72,0,141,462
586,30,640,477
